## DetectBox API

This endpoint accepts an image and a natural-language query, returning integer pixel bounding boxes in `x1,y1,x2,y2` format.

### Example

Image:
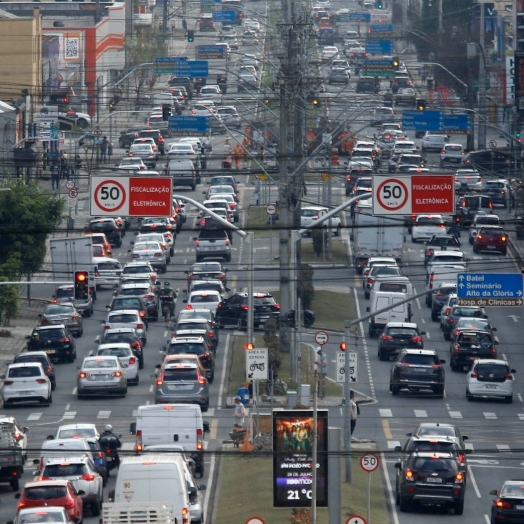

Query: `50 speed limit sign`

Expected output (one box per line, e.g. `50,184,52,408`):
90,176,173,217
360,453,379,473
372,175,454,216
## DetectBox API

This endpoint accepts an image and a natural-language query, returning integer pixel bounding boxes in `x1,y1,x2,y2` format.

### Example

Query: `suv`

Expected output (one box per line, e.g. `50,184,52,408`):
53,284,94,317
450,330,497,371
395,451,465,514
462,149,516,174
481,179,513,208
390,349,446,397
161,336,215,382
429,283,457,320
155,361,209,410
137,129,165,155
85,219,122,247
41,456,103,516
377,322,425,361
27,325,76,363
473,226,507,255
216,292,281,329
195,229,231,262
118,128,142,148
424,235,461,265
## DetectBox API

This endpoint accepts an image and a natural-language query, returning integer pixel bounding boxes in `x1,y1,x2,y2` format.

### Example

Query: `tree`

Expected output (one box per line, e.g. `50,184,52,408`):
0,253,21,326
297,264,314,310
0,181,64,279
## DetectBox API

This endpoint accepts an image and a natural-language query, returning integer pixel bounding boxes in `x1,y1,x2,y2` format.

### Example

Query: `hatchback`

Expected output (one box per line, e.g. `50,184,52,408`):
13,507,77,524
107,295,150,326
421,132,449,152
16,480,83,521
115,283,159,320
97,327,144,368
27,325,77,363
135,233,171,261
440,143,464,165
190,103,215,117
53,285,93,317
206,184,237,201
173,318,219,349
95,343,139,384
155,362,209,410
199,85,222,102
13,352,56,390
424,234,461,265
215,106,241,128
209,194,239,222
378,322,425,361
137,129,165,154
121,261,158,284
161,336,215,382
129,241,167,273
77,356,127,399
103,310,147,344
131,137,158,154
468,214,500,244
2,363,52,407
175,309,219,341
117,157,146,171
85,219,122,247
473,226,507,255
442,303,485,339
93,258,122,289
184,290,222,315
412,215,446,242
39,304,83,337
466,358,515,402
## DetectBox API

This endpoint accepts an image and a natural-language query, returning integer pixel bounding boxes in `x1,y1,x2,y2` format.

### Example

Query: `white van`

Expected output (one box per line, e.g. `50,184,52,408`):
369,276,413,304
130,404,209,477
37,438,92,473
110,454,191,524
366,291,411,337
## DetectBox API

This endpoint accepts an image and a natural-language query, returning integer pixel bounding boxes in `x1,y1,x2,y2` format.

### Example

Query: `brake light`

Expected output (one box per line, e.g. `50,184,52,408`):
13,433,21,441
381,335,393,340
411,336,422,342
492,348,497,356
79,372,89,379
453,344,459,354
455,472,464,482
139,311,146,317
136,429,143,452
198,376,206,384
156,374,164,386
196,428,203,450
274,303,281,309
60,337,70,344
195,239,200,246
427,249,434,255
36,378,47,384
496,500,512,509
129,357,136,365
82,474,95,481
112,371,122,377
502,236,507,242
470,370,478,378
505,372,513,380
445,307,451,315
40,317,49,324
3,380,13,386
186,304,193,310
477,234,482,240
137,323,144,329
367,278,373,284
241,305,249,311
225,238,230,245
154,253,162,257
431,363,442,369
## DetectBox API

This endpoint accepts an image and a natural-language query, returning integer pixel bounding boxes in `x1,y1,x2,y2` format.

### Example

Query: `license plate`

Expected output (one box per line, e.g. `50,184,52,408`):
426,477,443,483
44,350,56,355
469,356,477,360
515,506,524,510
487,245,496,249
94,374,109,381
168,384,191,390
414,368,427,372
485,385,498,389
18,391,34,395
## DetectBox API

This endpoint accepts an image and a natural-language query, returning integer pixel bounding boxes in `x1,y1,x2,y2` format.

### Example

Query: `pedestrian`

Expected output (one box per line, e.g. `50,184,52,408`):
100,136,108,163
254,175,261,206
28,332,41,351
350,390,358,435
233,395,246,429
107,141,114,162
315,346,328,399
232,144,242,170
59,151,68,179
75,154,82,175
51,164,60,191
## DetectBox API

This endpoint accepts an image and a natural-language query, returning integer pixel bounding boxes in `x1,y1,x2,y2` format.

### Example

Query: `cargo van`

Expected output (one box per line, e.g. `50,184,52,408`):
130,404,209,477
366,291,411,337
109,455,191,524
369,276,413,304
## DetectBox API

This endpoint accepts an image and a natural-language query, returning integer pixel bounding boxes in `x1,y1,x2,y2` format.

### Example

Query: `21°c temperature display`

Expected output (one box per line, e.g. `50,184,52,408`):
287,489,313,500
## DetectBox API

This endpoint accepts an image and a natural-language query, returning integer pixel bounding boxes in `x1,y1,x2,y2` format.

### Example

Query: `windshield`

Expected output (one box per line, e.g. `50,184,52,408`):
44,306,74,315
191,295,219,303
43,464,88,477
18,510,67,524
411,458,458,472
167,344,206,356
55,288,74,298
23,487,67,500
109,314,139,323
400,354,438,365
84,359,119,369
57,428,96,439
163,368,199,381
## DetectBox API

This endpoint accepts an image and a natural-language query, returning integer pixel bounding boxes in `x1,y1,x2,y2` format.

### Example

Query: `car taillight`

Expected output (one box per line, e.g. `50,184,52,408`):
132,254,140,258
192,109,196,114
137,323,144,329
71,315,79,321
405,469,414,481
13,433,21,441
79,372,90,379
427,249,434,255
431,363,442,368
129,357,136,365
496,500,512,509
502,236,507,242
112,371,122,377
40,317,49,324
3,380,13,386
492,348,497,357
381,335,393,340
441,150,446,154
52,298,57,303
196,428,203,450
198,376,207,384
132,341,141,348
82,474,95,481
36,378,47,384
225,238,230,245
156,374,164,386
367,278,373,284
186,304,193,310
154,253,162,257
505,372,513,380
139,311,146,317
241,305,249,311
435,293,445,298
455,472,464,482
144,294,155,300
274,304,281,309
453,344,459,354
439,224,445,228
136,429,143,452
195,239,200,246
411,336,422,342
60,337,70,343
157,136,164,142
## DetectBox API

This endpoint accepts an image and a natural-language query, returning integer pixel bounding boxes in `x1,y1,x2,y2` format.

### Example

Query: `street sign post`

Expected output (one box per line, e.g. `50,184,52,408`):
168,116,210,134
65,179,76,190
314,330,329,346
346,517,367,524
337,351,357,383
245,348,268,380
360,453,379,472
196,45,227,59
212,10,236,22
266,203,277,216
365,40,393,54
402,111,471,133
363,58,395,76
90,176,172,217
372,174,455,215
245,519,265,524
456,273,524,307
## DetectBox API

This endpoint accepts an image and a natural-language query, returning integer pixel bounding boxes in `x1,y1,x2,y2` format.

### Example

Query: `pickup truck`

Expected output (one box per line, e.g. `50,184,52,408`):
450,330,497,371
0,423,25,490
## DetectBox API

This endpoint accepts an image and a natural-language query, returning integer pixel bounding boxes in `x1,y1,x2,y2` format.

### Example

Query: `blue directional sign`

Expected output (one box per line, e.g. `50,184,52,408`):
212,10,236,22
369,24,394,32
201,0,221,4
441,113,471,133
365,40,393,54
402,111,471,133
154,57,187,64
349,12,370,21
196,45,227,59
175,60,209,78
457,273,524,306
168,116,210,134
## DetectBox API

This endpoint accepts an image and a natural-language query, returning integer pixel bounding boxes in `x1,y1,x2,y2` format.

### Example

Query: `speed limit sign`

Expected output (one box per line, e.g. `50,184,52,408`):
360,453,379,473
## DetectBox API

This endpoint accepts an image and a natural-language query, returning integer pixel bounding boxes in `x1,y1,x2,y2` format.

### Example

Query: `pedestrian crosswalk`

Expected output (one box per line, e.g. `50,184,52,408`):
377,407,524,421
387,440,519,452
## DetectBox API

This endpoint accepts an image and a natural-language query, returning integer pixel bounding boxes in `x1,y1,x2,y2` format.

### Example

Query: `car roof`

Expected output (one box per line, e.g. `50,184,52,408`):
385,322,418,329
35,325,66,331
97,343,132,349
43,455,90,466
472,358,508,365
402,349,437,355
409,451,455,459
108,309,140,315
104,327,138,333
15,351,51,359
24,479,71,488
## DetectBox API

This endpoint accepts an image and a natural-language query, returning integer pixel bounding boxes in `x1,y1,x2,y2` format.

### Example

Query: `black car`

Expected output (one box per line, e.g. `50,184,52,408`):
429,283,457,319
481,180,513,208
378,322,425,361
137,129,166,155
167,76,194,99
119,128,143,149
395,451,465,514
390,349,445,397
450,330,497,371
98,327,145,368
175,308,219,340
13,352,56,390
107,296,150,324
442,305,487,340
453,194,493,228
86,218,122,247
424,234,461,265
216,292,280,329
462,149,518,174
161,336,215,382
140,217,177,235
490,481,524,523
27,325,77,363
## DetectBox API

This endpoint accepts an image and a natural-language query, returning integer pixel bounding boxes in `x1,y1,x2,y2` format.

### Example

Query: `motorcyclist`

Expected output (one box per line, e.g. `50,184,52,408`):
99,424,122,468
159,281,175,315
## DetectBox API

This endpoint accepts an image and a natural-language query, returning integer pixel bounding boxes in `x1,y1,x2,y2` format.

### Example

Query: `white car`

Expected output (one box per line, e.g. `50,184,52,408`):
243,18,261,31
466,359,515,403
2,363,52,407
55,423,100,440
59,111,91,128
130,241,168,273
190,101,215,116
321,46,339,61
167,143,200,163
184,290,222,314
117,157,147,171
421,132,449,152
363,257,399,277
103,310,147,343
426,251,466,276
198,85,222,102
209,194,239,222
392,140,417,155
93,257,123,288
454,169,482,192
411,215,446,242
300,206,341,236
440,143,465,165
95,343,139,384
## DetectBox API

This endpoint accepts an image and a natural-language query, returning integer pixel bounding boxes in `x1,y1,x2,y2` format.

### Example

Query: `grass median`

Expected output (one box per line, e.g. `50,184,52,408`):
214,454,389,524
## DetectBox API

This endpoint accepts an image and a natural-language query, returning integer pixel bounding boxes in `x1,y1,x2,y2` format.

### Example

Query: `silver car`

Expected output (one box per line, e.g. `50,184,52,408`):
95,343,139,384
103,309,147,343
155,361,209,410
13,507,76,524
129,241,167,272
77,356,127,398
136,233,172,260
39,304,83,337
53,285,94,317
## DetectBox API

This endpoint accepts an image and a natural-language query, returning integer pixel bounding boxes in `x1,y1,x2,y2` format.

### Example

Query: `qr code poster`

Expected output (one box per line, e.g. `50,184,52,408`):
63,33,81,62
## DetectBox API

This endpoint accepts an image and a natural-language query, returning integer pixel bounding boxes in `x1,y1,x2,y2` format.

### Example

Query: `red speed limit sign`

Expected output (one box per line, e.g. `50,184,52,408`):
90,176,173,217
372,175,454,215
360,453,379,472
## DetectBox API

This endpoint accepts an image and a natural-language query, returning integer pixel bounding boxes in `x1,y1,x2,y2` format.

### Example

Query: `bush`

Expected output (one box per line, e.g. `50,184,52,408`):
297,264,314,310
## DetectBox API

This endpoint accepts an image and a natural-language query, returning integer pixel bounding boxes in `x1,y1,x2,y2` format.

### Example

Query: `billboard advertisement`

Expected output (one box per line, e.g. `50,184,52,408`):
272,410,328,508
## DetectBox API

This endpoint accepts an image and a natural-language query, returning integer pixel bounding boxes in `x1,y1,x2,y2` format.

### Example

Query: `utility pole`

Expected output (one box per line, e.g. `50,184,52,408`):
478,2,487,149
162,0,168,34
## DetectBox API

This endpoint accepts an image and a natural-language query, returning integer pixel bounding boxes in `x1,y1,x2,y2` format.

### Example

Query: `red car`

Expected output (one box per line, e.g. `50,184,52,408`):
473,226,507,255
16,480,83,521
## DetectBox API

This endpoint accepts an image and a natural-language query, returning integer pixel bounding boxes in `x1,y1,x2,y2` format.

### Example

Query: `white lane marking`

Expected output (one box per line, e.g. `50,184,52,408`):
379,408,392,418
149,385,154,393
72,387,77,395
484,515,490,524
381,452,400,524
467,466,482,498
497,444,510,450
416,297,421,310
27,413,42,421
203,408,215,417
203,453,216,523
449,411,463,419
518,394,523,403
97,411,111,419
484,412,497,420
65,403,70,410
421,318,425,324
63,411,77,420
414,410,428,417
353,287,375,398
218,333,231,407
388,440,401,449
426,332,431,339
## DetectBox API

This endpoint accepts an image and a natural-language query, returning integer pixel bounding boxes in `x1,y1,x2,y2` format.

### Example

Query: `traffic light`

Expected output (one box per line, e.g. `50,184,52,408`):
516,130,522,144
285,310,296,328
392,56,400,68
312,98,321,108
162,103,171,121
74,271,89,300
376,0,383,8
417,99,426,111
244,342,255,350
340,341,347,351
187,30,194,42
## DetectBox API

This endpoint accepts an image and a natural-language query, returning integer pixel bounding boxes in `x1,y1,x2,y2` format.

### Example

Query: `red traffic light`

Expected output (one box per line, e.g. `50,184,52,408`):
75,271,88,282
340,341,347,351
244,343,255,350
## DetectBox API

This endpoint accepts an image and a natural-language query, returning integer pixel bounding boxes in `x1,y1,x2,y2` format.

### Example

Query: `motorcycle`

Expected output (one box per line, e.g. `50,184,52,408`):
99,434,121,474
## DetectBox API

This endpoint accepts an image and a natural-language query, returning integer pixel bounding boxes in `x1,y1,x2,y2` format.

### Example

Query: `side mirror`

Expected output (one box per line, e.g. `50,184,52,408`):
14,494,21,500
52,295,56,299
511,369,517,373
182,300,187,303
406,432,413,437
106,306,111,310
439,359,446,364
130,241,135,245
203,421,210,433
22,427,28,434
462,436,468,441
155,364,161,369
465,449,473,455
489,490,498,496
160,346,167,352
46,434,54,440
130,423,136,435
183,290,188,294
394,446,402,452
420,331,427,336
127,250,131,253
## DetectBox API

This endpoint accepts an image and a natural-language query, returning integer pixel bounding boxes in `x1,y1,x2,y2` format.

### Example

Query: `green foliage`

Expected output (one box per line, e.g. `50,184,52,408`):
311,227,327,256
0,182,64,278
0,253,21,326
297,264,314,310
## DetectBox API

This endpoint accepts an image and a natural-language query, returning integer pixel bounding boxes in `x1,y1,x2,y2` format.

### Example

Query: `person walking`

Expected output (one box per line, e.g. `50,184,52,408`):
107,141,114,163
254,175,261,206
233,396,246,429
350,390,358,436
100,136,108,163
232,144,242,170
51,164,60,191
59,151,69,179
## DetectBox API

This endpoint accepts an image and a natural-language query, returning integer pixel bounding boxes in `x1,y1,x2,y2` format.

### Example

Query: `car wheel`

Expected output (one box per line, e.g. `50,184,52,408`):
139,358,144,370
505,395,513,403
391,384,400,396
472,245,477,253
51,379,56,391
444,332,450,341
91,498,101,517
502,249,507,256
191,183,196,191
77,329,83,338
378,348,384,361
431,310,438,322
10,477,19,491
466,388,473,401
364,291,370,300
121,387,128,397
399,496,409,512
226,254,232,262
434,385,444,398
77,118,89,129
133,374,140,385
68,352,75,363
208,372,214,384
454,500,464,515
